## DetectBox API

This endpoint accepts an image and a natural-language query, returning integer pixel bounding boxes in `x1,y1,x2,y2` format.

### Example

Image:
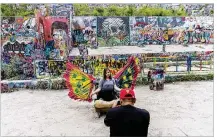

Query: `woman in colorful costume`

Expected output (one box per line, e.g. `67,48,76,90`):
90,68,121,109
64,56,140,116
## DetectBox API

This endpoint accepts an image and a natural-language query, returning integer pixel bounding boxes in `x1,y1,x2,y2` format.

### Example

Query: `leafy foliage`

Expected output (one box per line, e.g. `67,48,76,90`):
73,4,188,16
1,58,20,80
1,4,34,17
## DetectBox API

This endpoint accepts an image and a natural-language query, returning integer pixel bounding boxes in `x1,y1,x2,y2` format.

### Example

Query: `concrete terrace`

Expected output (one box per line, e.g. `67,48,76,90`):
69,44,214,56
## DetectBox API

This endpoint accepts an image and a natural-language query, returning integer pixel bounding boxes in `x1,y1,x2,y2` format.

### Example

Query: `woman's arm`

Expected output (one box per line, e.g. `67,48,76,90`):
114,82,121,92
91,87,101,95
90,78,103,96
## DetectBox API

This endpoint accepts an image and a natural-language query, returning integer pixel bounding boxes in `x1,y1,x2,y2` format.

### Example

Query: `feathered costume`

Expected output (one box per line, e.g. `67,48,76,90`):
64,56,140,102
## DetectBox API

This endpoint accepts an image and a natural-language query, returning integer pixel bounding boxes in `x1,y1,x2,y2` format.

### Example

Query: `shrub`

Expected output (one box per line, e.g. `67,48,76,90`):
35,80,49,89
51,79,67,90
1,73,213,92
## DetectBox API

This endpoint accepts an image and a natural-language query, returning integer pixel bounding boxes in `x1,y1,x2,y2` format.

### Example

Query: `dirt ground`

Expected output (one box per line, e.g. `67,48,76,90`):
1,81,213,136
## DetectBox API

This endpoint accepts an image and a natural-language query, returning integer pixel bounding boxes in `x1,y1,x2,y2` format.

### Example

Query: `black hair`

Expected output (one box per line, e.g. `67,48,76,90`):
121,97,136,104
103,68,112,80
125,94,133,98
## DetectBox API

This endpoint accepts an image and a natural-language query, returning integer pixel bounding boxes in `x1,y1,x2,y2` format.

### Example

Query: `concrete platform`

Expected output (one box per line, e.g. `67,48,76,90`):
69,45,214,56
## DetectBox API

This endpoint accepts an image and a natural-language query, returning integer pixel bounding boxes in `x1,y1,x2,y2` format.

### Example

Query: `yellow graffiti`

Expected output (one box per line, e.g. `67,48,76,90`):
94,63,106,77
48,60,66,76
168,29,174,35
93,63,121,77
60,42,67,59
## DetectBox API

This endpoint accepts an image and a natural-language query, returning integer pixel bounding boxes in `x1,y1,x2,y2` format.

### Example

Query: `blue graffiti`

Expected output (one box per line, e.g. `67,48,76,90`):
45,40,55,59
24,43,34,56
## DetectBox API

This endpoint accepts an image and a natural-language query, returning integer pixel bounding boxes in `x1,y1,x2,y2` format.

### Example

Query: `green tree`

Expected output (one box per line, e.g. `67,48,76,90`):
105,5,122,16
0,4,34,17
210,10,213,15
1,4,189,17
127,5,137,16
0,4,15,16
92,7,105,16
73,4,91,16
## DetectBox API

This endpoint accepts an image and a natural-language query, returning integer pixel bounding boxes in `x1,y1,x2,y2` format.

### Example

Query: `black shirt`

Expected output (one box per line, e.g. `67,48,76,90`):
104,105,150,137
98,79,116,101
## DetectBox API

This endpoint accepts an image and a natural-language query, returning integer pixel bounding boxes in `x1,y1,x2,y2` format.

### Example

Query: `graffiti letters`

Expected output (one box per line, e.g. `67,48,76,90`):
3,41,25,53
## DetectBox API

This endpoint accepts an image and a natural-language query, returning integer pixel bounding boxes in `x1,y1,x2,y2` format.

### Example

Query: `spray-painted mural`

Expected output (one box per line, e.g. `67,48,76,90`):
1,14,214,81
35,60,66,78
71,16,97,48
49,4,73,18
48,60,66,76
1,14,69,80
35,11,69,60
35,60,49,78
1,16,37,80
130,16,214,45
97,17,130,46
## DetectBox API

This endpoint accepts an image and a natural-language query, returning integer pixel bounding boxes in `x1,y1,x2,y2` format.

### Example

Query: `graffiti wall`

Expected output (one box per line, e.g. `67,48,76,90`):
1,17,37,45
1,16,37,80
49,4,73,18
1,14,214,80
92,59,128,77
97,17,130,46
1,16,69,80
35,60,49,78
130,16,213,45
38,16,69,60
48,60,66,76
71,16,97,47
68,55,140,77
35,60,66,78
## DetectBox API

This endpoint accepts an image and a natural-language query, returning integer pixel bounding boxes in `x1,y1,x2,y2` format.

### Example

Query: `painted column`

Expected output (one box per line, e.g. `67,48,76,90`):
176,57,178,72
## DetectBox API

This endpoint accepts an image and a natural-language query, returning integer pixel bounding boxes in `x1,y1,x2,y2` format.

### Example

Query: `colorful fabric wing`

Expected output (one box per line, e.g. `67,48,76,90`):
64,62,95,102
114,56,140,89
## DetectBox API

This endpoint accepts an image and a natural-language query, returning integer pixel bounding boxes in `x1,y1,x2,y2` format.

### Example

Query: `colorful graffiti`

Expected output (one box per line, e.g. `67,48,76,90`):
68,55,139,77
1,16,37,80
93,59,128,77
49,4,73,18
130,16,213,45
35,5,70,59
35,60,49,78
1,10,70,81
1,17,36,45
97,17,130,46
48,60,66,76
35,60,66,78
1,13,214,81
71,16,97,48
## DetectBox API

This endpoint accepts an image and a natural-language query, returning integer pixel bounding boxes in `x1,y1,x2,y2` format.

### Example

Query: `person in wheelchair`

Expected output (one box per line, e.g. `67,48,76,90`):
90,68,121,111
149,68,165,90
151,68,165,80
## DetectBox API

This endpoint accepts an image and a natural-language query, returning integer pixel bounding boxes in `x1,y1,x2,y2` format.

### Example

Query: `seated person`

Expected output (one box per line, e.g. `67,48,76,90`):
147,70,152,82
90,68,121,109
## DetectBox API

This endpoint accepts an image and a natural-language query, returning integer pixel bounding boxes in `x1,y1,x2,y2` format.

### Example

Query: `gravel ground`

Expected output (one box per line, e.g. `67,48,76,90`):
1,81,213,136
